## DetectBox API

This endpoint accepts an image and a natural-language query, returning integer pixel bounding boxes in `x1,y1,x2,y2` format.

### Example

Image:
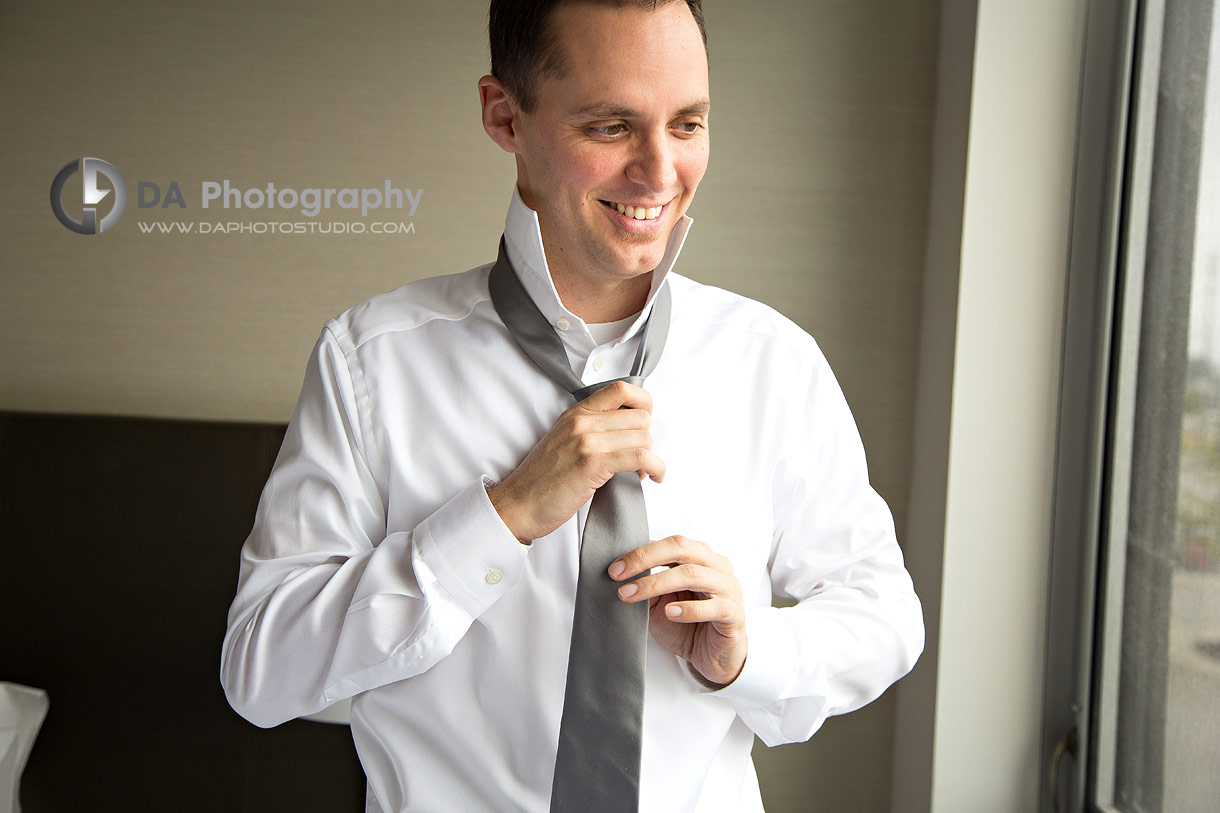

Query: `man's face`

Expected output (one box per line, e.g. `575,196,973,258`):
512,1,710,295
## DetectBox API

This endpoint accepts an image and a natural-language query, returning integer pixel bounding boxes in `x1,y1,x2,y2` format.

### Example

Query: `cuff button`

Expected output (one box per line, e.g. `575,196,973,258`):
485,569,504,585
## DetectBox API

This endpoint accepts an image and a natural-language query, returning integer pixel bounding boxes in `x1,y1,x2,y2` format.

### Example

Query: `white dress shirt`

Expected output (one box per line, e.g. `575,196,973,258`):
220,189,924,812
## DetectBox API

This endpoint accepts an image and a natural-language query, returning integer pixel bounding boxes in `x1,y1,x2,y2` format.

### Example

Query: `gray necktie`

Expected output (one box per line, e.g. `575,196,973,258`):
488,238,670,812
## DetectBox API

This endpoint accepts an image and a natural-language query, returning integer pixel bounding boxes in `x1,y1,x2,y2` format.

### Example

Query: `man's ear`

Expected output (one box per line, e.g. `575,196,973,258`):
479,75,522,154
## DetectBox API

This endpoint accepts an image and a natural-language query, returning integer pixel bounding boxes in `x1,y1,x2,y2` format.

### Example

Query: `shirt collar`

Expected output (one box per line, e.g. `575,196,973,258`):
502,186,692,346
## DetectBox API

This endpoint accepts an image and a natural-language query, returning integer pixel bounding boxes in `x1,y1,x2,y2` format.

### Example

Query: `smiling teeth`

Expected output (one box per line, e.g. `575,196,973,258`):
611,202,662,220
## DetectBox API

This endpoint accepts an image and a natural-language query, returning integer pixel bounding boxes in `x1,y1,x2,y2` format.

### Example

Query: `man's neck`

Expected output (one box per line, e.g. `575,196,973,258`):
550,269,653,324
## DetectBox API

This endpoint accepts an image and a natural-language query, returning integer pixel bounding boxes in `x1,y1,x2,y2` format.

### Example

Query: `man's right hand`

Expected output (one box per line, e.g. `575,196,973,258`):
488,380,665,544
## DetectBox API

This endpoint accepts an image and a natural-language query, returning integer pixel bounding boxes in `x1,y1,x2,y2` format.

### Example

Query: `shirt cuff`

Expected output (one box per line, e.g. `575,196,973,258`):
414,475,529,618
701,606,798,709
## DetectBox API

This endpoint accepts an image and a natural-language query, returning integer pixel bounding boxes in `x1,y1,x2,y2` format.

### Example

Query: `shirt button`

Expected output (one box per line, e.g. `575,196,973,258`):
556,318,571,331
592,357,605,372
485,569,503,585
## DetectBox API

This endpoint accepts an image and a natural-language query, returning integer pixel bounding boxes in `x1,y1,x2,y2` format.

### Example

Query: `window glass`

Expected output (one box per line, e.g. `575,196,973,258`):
1110,3,1220,809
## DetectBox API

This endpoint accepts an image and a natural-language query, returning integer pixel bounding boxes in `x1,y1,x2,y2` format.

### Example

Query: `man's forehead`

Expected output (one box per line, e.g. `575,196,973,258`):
547,1,705,65
541,2,709,113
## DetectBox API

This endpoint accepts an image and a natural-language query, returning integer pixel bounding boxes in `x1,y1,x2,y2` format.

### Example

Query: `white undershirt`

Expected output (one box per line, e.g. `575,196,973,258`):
587,312,640,348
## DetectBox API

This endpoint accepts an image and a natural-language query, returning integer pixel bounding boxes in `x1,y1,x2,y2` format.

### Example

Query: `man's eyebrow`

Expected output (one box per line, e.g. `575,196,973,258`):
570,98,711,119
676,99,712,117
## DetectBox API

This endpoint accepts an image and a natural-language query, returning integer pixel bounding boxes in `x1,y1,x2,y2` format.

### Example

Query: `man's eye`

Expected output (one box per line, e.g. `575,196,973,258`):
674,121,703,135
592,124,627,136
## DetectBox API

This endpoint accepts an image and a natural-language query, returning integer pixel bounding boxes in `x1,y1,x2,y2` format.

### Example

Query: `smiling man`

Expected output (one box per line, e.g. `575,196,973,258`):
220,2,924,812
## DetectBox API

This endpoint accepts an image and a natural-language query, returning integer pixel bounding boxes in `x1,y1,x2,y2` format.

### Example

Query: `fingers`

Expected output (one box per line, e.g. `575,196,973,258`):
561,398,663,483
593,438,665,484
609,536,742,621
563,406,650,437
611,536,748,686
615,563,739,610
608,536,733,582
630,449,667,484
615,562,728,598
578,380,653,414
488,383,663,543
657,595,741,623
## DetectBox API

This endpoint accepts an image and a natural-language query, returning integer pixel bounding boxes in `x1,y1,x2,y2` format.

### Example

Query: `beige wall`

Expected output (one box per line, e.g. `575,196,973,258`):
893,0,1088,810
0,2,939,811
928,0,1083,807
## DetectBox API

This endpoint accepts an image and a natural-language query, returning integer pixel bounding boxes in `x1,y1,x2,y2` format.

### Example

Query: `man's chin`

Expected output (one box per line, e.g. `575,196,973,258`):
619,224,666,241
614,250,668,279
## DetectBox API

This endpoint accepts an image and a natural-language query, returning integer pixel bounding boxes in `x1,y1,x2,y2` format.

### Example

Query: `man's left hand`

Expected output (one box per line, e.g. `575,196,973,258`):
608,535,747,687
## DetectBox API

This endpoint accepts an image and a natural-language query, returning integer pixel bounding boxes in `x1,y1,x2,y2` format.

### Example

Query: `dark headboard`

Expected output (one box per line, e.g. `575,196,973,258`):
0,412,366,811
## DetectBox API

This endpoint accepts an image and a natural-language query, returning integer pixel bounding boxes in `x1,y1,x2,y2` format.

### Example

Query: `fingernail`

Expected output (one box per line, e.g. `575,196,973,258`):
618,582,638,599
608,560,625,578
666,604,682,618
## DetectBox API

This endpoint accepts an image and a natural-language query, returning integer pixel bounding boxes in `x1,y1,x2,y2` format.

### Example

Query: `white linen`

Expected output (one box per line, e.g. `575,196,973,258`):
0,682,49,813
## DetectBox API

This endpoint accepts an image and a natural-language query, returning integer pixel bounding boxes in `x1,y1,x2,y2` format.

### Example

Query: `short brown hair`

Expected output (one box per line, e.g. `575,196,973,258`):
489,0,707,112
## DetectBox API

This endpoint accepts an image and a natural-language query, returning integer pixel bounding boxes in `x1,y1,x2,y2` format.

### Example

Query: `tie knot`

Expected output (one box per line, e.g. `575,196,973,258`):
573,375,645,402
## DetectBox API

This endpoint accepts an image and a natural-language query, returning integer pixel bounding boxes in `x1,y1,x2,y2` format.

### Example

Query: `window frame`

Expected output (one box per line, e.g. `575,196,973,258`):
1039,0,1220,809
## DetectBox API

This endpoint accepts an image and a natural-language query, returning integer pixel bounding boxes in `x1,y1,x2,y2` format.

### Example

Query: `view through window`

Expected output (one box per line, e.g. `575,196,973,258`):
1109,1,1220,809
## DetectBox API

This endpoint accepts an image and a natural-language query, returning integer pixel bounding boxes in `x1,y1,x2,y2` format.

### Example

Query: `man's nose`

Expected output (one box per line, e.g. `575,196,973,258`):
626,130,678,191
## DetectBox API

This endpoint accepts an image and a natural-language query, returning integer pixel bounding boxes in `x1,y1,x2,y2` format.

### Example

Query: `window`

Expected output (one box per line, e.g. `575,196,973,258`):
1044,0,1220,810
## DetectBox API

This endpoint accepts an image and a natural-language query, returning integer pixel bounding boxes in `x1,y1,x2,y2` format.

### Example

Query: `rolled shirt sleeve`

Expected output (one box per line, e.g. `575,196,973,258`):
704,337,925,746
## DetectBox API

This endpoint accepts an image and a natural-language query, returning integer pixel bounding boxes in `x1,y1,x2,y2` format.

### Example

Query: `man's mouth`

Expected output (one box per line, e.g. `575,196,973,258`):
600,199,665,221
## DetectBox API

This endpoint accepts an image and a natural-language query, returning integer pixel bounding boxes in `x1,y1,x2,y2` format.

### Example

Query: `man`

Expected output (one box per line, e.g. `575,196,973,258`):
220,1,924,811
